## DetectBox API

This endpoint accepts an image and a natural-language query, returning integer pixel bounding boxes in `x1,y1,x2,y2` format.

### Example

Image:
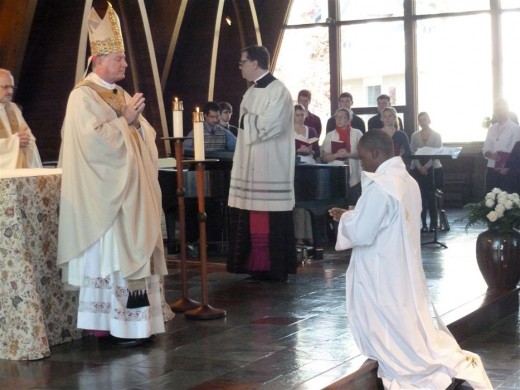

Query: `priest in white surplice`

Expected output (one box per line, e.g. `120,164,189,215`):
58,2,173,346
0,68,42,169
227,45,296,282
330,131,492,389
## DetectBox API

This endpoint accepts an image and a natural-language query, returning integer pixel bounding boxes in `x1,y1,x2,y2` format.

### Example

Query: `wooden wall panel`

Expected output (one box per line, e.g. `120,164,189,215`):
0,0,36,80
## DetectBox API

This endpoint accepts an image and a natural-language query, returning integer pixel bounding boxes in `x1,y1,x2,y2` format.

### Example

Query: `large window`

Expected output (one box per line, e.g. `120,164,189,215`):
275,0,520,143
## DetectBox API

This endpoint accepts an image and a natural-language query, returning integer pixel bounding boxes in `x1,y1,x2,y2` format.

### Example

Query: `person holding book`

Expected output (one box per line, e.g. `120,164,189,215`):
293,104,319,246
483,98,520,193
321,108,363,205
294,104,319,163
410,112,444,232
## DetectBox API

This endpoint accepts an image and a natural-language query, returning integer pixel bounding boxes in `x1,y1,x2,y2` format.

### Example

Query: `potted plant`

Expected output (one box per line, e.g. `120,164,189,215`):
463,188,520,289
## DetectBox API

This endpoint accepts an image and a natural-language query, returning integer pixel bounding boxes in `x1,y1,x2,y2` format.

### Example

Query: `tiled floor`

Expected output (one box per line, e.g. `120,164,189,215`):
0,209,518,389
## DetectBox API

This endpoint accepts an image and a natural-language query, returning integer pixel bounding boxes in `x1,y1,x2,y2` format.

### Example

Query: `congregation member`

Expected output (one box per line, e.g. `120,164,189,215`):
297,89,322,137
219,101,238,136
483,97,520,193
410,112,444,232
294,103,319,162
57,2,173,347
367,93,403,131
329,130,492,390
227,45,296,282
0,68,42,169
326,92,365,134
293,104,318,246
321,107,363,205
184,101,236,152
378,107,411,158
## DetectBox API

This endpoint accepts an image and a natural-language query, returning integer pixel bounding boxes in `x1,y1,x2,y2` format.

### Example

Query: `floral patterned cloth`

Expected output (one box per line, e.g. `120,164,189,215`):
0,171,82,360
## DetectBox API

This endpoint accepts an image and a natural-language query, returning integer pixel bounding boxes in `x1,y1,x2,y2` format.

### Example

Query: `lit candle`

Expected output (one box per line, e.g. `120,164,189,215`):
193,107,205,161
172,97,184,138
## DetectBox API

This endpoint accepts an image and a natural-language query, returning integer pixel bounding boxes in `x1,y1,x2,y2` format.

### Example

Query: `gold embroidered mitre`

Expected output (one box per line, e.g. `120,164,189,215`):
88,2,125,56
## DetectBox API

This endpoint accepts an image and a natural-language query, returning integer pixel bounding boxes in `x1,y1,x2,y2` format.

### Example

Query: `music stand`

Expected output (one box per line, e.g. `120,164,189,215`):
410,147,461,249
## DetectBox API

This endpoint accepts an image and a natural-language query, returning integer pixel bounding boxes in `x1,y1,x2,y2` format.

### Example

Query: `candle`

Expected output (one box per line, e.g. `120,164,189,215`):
172,97,184,138
193,107,205,161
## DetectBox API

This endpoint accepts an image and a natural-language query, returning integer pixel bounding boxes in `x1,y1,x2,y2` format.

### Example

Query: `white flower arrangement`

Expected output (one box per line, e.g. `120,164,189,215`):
464,188,520,233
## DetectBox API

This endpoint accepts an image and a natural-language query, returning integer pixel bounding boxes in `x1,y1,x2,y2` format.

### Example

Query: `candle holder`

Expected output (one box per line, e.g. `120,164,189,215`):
162,136,200,312
184,159,227,320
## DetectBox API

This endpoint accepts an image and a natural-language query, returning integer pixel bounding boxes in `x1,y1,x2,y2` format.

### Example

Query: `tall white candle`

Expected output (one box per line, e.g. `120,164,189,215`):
172,97,184,138
193,107,205,161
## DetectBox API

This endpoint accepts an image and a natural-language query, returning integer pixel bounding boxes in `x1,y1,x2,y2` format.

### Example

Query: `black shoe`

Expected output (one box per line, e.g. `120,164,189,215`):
421,227,428,233
106,336,152,348
429,226,437,232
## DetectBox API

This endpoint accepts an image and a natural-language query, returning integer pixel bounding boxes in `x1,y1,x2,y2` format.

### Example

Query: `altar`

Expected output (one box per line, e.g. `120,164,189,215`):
0,168,82,360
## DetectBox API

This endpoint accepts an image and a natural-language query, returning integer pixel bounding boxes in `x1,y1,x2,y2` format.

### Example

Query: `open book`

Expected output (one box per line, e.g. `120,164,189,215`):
295,135,319,150
414,146,462,159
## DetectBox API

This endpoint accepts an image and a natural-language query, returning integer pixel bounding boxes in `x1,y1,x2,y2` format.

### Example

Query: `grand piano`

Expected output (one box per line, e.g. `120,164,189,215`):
158,152,348,253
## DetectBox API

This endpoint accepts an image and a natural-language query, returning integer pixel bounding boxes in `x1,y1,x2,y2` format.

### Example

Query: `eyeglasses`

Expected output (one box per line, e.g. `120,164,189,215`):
0,85,17,91
238,59,249,67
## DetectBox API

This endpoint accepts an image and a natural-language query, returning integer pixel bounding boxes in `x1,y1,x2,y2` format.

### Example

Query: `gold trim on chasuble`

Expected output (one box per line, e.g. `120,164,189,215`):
76,80,142,153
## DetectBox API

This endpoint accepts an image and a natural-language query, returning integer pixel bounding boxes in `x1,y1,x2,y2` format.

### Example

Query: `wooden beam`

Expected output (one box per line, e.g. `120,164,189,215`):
208,0,225,101
75,0,94,83
137,0,170,156
161,0,187,91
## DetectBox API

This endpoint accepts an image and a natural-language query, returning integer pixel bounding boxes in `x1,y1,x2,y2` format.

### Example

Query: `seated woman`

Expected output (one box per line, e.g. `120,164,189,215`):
293,104,319,246
410,112,444,232
321,107,363,206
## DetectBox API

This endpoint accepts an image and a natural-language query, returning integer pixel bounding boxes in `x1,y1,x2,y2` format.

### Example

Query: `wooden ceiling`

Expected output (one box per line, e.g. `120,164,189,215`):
0,0,290,161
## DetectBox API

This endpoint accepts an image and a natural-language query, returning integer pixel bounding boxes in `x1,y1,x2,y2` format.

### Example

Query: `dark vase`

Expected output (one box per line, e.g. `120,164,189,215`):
476,229,520,290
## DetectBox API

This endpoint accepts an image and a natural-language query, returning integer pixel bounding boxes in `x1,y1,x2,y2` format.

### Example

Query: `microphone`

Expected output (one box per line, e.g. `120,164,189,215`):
113,88,117,94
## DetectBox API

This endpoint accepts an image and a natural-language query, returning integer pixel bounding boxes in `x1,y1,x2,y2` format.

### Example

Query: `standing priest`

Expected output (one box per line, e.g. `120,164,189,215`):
227,45,297,282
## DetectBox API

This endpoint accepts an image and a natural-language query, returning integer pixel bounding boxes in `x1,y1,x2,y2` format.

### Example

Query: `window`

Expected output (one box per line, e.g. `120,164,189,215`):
340,22,405,107
275,26,330,142
415,0,489,15
286,0,328,25
339,0,403,20
499,0,520,9
501,11,520,118
416,14,492,142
